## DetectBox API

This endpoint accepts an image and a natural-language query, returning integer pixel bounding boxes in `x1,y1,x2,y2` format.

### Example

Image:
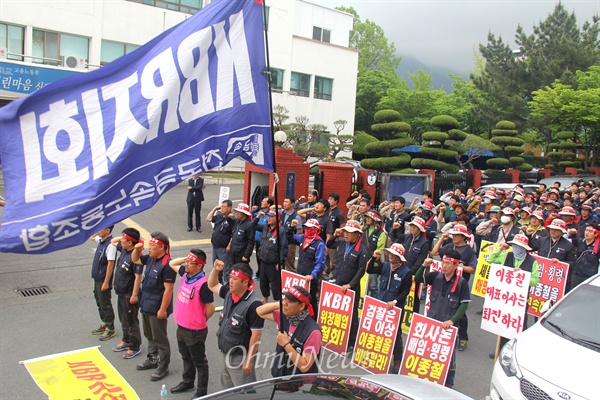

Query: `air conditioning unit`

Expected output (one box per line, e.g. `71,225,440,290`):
0,46,7,59
62,55,86,69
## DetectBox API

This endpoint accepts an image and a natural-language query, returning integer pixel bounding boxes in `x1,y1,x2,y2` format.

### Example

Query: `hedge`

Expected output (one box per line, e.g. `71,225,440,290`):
558,161,575,168
365,137,414,155
392,168,417,174
509,157,525,165
515,163,534,171
360,154,411,171
504,145,526,154
352,131,378,156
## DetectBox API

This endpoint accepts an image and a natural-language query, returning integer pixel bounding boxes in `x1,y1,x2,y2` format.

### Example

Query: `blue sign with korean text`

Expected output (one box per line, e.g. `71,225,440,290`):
286,172,296,198
0,0,273,253
0,62,82,94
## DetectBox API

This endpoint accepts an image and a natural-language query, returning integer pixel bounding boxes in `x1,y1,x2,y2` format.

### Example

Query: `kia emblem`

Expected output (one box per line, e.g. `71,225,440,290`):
557,392,571,400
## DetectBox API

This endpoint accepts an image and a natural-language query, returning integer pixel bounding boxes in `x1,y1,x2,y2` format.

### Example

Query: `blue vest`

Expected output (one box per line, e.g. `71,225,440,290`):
91,236,113,281
427,272,466,322
217,289,262,356
139,256,173,316
376,263,410,304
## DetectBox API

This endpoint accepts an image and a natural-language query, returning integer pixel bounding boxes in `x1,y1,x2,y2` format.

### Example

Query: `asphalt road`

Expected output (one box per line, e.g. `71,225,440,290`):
0,182,497,399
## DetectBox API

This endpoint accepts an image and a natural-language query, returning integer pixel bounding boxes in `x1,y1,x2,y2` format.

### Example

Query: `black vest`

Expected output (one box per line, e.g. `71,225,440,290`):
139,256,173,316
365,227,384,253
333,237,369,288
114,248,135,296
217,290,261,356
271,315,320,377
211,213,233,248
574,240,599,278
259,227,281,264
91,236,114,281
281,210,299,231
427,273,465,322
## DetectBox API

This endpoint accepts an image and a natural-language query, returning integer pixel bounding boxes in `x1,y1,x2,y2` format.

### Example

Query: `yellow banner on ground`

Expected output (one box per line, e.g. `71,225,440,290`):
472,240,512,297
21,346,139,400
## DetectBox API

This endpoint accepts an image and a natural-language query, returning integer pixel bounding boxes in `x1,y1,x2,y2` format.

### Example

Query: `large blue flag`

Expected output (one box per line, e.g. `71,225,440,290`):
0,0,272,253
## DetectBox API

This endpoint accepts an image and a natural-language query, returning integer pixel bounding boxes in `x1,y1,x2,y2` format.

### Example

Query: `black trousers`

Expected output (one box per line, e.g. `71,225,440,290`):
93,280,115,330
117,295,141,350
259,261,281,300
177,326,209,396
187,199,202,229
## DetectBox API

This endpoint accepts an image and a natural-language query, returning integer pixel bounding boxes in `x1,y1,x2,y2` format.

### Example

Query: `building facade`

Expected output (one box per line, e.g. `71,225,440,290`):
0,0,357,161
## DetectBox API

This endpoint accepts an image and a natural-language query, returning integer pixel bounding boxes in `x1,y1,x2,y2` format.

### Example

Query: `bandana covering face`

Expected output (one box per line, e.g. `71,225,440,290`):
302,227,320,250
287,310,310,326
512,245,527,260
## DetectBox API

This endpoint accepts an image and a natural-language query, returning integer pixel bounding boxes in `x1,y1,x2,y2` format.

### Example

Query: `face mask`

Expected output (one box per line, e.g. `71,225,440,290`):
95,235,102,243
512,245,527,260
501,216,512,224
421,211,432,221
484,198,491,204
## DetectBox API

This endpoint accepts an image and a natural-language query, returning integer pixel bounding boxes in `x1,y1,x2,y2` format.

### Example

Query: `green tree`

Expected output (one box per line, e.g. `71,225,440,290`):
336,6,401,76
355,70,406,133
453,134,499,170
529,67,600,169
324,120,354,160
516,3,600,93
487,120,532,171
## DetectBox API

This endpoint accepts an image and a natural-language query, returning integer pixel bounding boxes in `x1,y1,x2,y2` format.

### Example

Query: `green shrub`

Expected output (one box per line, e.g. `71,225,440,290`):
373,109,402,123
352,131,378,156
547,151,562,157
557,161,575,168
560,142,579,149
365,137,415,156
545,164,555,169
496,120,516,130
361,154,411,171
491,137,525,147
491,129,518,137
509,156,525,165
523,151,534,157
411,158,459,172
515,163,534,171
430,115,459,131
392,168,417,174
447,129,468,141
487,158,511,168
422,131,449,142
505,145,526,154
371,121,412,134
419,146,458,159
554,131,575,140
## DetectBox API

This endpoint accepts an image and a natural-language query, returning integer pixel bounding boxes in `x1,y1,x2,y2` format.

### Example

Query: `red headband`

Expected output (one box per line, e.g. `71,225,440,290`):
230,269,255,292
186,253,206,265
443,255,461,265
287,287,314,316
150,236,170,265
122,233,139,243
586,226,600,234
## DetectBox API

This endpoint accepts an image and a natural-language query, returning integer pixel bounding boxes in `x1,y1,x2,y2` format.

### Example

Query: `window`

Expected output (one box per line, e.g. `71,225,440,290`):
101,40,140,65
269,68,283,92
0,23,24,61
312,26,331,43
127,0,202,14
290,72,310,97
32,29,89,66
314,76,333,100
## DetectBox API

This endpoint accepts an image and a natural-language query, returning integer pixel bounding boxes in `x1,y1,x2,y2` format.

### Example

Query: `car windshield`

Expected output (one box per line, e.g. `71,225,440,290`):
541,283,600,352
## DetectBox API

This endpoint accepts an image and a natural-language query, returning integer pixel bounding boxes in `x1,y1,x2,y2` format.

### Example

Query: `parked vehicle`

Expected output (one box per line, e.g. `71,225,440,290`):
490,274,600,400
199,373,474,400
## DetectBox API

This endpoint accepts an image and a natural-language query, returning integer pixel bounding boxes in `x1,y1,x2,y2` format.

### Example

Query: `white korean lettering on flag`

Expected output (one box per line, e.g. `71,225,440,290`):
0,0,272,254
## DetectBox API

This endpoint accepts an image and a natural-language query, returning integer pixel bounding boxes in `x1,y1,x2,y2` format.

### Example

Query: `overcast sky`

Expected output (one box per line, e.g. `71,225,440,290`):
311,0,600,73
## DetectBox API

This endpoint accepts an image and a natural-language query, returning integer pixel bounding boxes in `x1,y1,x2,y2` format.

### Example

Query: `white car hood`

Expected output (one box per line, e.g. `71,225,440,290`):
516,321,600,399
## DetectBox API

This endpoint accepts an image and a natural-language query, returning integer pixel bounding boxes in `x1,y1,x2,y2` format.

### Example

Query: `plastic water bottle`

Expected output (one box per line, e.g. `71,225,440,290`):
160,384,168,397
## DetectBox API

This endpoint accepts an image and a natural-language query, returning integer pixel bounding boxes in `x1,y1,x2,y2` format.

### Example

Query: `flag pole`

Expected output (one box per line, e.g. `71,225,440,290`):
260,0,284,333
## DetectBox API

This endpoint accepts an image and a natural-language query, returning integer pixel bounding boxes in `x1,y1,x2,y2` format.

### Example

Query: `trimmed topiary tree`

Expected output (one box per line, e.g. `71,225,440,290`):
410,115,465,173
487,120,532,172
360,110,414,172
548,131,578,173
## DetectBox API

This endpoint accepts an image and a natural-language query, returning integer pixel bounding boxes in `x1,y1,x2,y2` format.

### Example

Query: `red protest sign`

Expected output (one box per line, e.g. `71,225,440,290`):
400,313,457,385
528,255,569,317
352,295,401,374
281,269,309,292
481,264,530,339
318,280,355,355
